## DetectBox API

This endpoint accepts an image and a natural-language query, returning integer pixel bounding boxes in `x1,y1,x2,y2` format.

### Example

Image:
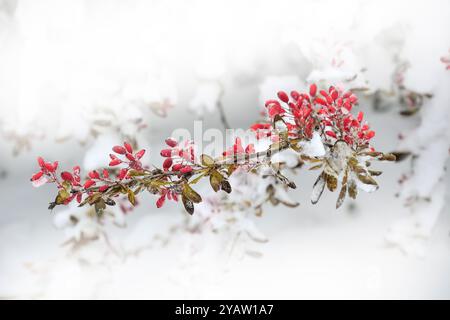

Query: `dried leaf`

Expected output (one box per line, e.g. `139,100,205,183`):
105,198,116,206
309,164,323,170
357,174,378,186
201,154,215,166
55,189,70,205
220,179,232,194
87,192,102,205
390,151,410,162
127,188,136,206
182,195,194,215
127,169,147,177
348,180,358,199
336,184,347,209
368,170,382,176
209,170,224,192
379,153,397,161
326,174,338,192
311,173,326,204
94,199,106,217
227,164,237,176
182,184,202,203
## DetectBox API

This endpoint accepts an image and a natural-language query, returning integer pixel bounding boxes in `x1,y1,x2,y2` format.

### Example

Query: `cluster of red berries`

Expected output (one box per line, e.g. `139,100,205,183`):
160,138,195,174
252,84,375,150
222,137,255,157
109,142,145,171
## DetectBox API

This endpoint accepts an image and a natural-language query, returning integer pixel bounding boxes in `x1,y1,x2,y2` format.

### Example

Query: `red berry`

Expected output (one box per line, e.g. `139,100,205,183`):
44,162,55,173
84,180,96,189
61,171,73,182
98,185,109,192
135,149,146,160
160,149,172,157
31,171,44,181
124,142,133,154
156,195,166,208
109,159,122,166
365,131,375,140
315,98,328,107
126,153,135,161
112,146,127,154
277,91,289,103
163,158,173,170
88,170,100,179
290,91,300,100
331,90,339,101
165,138,178,147
172,163,183,171
102,169,109,178
118,168,128,180
37,157,45,168
357,111,364,122
325,131,337,139
309,84,317,97
180,166,193,174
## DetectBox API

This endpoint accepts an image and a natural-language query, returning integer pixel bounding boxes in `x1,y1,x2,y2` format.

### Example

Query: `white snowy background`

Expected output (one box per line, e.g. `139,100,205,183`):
0,0,449,299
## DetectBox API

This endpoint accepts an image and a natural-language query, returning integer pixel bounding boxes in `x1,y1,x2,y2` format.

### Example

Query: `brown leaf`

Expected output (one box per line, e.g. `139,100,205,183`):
390,151,410,162
311,173,326,204
379,153,397,161
326,173,338,192
348,180,358,199
220,179,232,194
357,174,378,186
368,170,382,176
127,188,136,206
209,170,223,192
94,199,106,217
201,154,215,167
182,195,194,215
127,169,147,177
336,184,347,209
55,189,70,205
182,184,202,203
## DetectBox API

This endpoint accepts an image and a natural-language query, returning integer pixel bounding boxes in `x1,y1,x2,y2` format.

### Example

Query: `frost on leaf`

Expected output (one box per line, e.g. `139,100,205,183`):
311,173,326,204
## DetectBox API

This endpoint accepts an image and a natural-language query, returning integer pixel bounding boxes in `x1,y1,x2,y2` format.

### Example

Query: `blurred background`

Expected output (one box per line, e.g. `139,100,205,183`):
0,0,449,299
